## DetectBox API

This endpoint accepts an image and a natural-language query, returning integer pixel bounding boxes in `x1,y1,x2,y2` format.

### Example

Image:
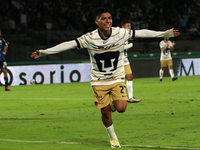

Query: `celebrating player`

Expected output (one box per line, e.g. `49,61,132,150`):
31,8,179,148
121,20,141,103
159,38,178,82
0,29,10,91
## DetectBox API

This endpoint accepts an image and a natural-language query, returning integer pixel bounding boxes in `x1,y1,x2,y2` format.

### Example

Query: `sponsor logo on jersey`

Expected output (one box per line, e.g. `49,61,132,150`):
97,43,119,50
98,76,116,81
103,40,108,44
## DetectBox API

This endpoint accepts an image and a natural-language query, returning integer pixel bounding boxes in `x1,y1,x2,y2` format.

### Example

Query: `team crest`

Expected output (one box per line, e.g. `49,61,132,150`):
114,35,120,41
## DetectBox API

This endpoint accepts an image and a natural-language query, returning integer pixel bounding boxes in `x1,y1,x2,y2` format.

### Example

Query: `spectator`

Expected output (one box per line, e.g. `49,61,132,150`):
178,14,190,34
189,24,199,40
8,17,16,34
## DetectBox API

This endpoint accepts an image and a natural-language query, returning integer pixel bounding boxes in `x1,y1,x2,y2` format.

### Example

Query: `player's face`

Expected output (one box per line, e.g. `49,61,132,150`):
95,12,112,31
122,23,131,29
164,38,169,41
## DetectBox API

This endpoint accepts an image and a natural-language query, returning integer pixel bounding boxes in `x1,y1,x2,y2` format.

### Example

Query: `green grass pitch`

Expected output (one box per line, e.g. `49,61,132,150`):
0,76,200,150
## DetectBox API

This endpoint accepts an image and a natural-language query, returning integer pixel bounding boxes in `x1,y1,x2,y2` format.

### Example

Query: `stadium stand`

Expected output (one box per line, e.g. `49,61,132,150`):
0,0,200,62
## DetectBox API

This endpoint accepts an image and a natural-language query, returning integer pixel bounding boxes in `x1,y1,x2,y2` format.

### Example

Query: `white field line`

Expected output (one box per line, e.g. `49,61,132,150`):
3,98,93,100
0,139,200,150
2,98,196,100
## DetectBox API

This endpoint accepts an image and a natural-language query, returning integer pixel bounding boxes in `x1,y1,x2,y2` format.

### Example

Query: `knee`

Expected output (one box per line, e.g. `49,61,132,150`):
126,74,133,81
127,76,133,81
117,108,126,113
114,102,127,113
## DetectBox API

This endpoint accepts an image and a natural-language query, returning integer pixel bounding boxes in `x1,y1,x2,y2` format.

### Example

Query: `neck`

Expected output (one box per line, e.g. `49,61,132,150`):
99,28,111,39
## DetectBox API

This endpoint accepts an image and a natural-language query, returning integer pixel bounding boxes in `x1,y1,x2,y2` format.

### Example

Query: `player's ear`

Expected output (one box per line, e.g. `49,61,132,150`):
95,20,99,26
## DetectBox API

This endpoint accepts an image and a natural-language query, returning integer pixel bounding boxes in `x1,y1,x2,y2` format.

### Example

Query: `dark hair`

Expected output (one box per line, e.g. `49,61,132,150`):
95,7,111,19
121,20,131,27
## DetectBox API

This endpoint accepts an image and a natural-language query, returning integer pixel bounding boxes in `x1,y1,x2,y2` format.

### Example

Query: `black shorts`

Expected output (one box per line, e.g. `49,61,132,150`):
0,61,7,69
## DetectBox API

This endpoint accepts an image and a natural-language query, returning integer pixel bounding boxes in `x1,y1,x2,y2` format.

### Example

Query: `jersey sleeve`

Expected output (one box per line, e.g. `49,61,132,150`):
76,34,90,49
135,29,174,38
131,30,135,40
39,40,77,57
120,28,135,43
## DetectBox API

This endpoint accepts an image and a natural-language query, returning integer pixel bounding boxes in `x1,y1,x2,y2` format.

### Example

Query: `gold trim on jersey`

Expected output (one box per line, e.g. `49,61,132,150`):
78,28,133,49
118,58,123,61
86,33,101,40
88,43,124,52
91,71,124,79
77,38,84,48
121,28,126,39
120,50,125,54
92,69,99,71
83,34,90,44
117,65,123,69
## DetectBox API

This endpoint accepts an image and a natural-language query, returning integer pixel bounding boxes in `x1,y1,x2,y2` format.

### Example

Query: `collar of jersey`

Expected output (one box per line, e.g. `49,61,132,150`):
98,28,112,40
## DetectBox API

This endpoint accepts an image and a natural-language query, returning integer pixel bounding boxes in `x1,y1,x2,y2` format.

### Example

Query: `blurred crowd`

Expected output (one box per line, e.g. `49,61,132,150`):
0,0,200,36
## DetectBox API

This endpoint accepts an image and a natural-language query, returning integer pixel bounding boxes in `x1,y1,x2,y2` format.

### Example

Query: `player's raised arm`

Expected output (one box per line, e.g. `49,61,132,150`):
134,28,180,38
31,40,78,59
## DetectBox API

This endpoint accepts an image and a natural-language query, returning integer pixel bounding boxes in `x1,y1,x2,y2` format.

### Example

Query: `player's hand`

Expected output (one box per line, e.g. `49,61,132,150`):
172,28,180,37
172,42,176,46
3,51,6,55
31,50,40,59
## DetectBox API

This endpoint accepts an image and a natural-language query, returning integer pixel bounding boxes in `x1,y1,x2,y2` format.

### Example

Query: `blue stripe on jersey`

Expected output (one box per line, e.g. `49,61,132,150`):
75,39,81,49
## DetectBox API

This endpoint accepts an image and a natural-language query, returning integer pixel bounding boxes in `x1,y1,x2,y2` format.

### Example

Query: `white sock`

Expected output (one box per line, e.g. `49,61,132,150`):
169,69,174,78
159,69,164,79
105,124,117,140
126,80,133,99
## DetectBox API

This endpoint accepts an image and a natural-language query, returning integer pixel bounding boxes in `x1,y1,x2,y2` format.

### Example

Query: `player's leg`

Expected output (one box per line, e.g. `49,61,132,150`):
1,61,10,91
101,105,121,148
92,84,122,148
126,73,133,98
168,59,177,81
159,60,165,82
2,68,10,91
125,65,141,103
109,82,129,148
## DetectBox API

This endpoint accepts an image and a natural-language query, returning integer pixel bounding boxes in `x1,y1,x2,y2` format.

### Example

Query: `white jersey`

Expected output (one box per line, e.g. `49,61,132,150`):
38,28,175,85
76,27,134,86
159,40,173,60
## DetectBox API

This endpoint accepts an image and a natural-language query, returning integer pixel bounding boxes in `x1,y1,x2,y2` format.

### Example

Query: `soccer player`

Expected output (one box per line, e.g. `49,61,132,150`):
0,29,10,91
31,8,180,148
159,38,178,82
121,20,141,103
